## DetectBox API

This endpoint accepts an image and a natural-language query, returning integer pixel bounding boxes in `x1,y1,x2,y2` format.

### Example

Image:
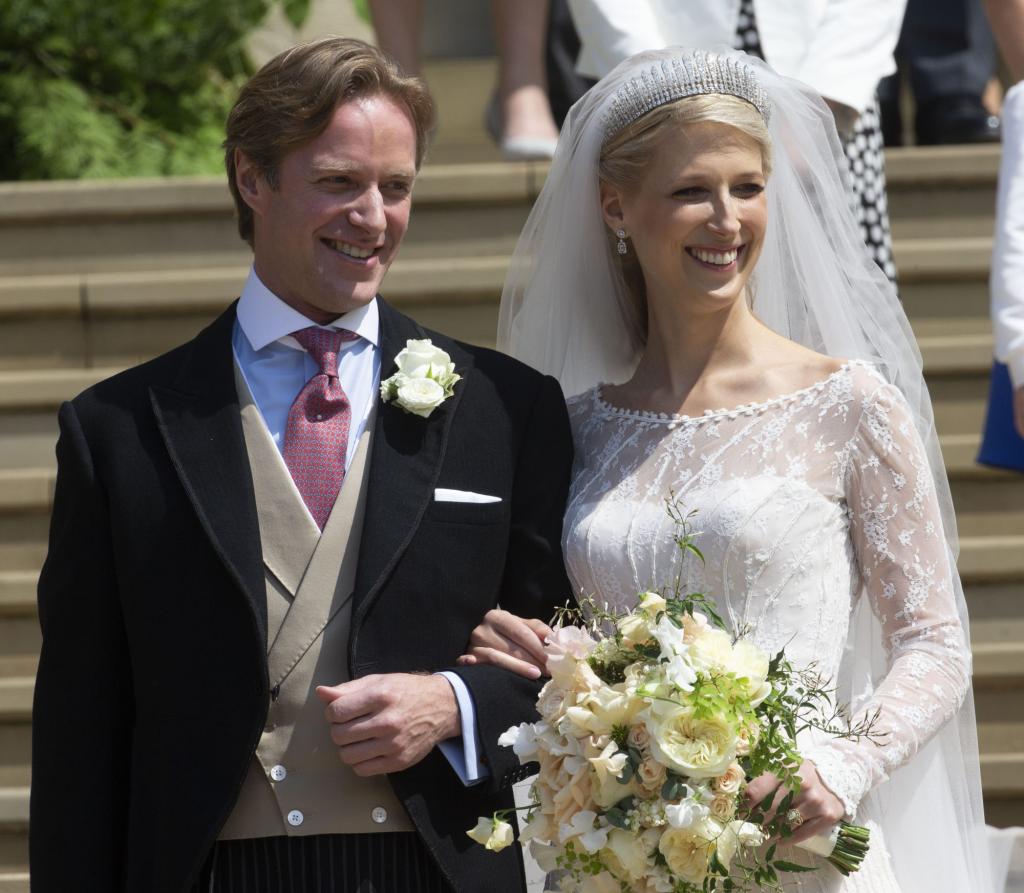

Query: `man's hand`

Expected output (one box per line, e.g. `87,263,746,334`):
315,673,460,777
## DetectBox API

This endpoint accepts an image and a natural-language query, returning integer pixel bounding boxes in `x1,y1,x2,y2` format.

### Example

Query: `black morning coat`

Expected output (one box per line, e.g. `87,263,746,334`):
29,298,574,892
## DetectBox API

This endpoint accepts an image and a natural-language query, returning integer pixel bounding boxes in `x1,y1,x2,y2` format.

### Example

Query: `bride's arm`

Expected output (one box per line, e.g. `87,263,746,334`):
801,381,972,817
457,609,552,679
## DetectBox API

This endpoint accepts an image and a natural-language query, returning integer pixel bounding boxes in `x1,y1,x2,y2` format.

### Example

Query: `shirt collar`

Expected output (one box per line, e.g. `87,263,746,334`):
236,267,380,352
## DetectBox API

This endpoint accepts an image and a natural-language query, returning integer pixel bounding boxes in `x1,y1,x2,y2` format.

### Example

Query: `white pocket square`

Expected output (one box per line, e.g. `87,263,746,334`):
434,488,502,504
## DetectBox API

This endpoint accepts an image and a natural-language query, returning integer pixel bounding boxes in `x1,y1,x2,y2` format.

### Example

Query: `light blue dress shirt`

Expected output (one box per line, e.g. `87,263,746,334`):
232,269,486,785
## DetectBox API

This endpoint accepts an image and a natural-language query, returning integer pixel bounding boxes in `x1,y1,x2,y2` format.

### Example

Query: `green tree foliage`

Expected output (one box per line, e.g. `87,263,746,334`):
0,0,311,179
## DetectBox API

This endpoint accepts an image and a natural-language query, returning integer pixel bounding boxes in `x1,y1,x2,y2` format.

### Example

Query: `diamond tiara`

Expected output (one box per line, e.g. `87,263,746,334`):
602,51,771,143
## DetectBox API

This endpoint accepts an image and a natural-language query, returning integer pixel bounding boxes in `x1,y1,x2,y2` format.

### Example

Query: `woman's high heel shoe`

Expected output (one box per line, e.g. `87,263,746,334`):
485,94,559,161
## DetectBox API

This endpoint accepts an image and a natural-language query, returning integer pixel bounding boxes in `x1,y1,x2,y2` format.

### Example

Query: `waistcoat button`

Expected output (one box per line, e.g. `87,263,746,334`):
371,806,388,824
270,765,287,782
287,809,304,827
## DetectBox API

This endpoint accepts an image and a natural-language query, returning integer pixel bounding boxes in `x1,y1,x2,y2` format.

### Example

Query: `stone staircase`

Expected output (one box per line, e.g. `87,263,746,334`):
0,141,1020,888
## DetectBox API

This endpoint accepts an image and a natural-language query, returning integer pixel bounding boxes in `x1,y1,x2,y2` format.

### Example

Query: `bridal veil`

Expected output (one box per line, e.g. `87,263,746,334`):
498,46,1016,892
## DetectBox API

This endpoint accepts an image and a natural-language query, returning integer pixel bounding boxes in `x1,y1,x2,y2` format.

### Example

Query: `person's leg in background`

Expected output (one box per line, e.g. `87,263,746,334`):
905,0,1000,144
490,0,560,158
544,0,595,128
368,0,423,75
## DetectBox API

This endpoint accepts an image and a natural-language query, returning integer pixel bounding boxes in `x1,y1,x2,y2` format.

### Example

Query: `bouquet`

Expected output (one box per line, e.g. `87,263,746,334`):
468,510,874,892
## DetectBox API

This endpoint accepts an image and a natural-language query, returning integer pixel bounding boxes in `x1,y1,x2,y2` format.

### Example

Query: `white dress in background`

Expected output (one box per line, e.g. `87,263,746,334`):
563,361,972,892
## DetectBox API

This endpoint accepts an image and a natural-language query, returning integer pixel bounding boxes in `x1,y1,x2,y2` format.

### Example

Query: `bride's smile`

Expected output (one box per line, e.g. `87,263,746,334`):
601,119,768,312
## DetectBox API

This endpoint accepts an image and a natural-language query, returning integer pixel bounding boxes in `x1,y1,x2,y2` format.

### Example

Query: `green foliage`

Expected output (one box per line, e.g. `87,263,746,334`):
0,0,310,180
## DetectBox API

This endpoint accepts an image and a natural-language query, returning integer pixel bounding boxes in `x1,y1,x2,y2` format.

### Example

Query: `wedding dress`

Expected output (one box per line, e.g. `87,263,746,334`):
500,47,1010,892
563,361,970,892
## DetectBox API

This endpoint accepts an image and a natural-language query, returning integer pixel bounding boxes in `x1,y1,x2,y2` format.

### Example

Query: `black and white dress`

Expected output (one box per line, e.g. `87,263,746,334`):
735,0,898,284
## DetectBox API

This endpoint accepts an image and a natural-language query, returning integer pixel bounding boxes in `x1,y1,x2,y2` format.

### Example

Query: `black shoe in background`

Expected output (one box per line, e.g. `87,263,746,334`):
915,95,1001,144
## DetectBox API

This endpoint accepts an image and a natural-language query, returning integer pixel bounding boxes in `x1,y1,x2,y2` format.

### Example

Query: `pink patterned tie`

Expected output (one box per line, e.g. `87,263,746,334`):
282,326,360,530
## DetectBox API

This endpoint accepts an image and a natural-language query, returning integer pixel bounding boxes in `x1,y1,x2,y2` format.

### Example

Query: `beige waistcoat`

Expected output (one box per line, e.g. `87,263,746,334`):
219,365,412,839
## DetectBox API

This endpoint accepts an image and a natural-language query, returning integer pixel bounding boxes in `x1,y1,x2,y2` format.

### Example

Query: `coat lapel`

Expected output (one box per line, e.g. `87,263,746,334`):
149,304,268,650
351,300,469,633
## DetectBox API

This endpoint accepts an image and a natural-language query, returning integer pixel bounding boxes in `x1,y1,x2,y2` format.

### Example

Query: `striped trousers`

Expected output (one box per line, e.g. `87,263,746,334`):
193,832,455,893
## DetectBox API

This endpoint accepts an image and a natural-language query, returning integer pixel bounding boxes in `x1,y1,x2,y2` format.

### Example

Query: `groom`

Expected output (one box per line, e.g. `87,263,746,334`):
29,38,572,892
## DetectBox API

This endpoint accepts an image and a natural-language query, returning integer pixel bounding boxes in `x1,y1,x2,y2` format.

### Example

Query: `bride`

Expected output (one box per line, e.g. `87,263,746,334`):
459,49,1004,891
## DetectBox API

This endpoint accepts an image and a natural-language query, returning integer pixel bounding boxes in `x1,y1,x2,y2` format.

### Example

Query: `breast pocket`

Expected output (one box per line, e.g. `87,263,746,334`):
424,498,509,525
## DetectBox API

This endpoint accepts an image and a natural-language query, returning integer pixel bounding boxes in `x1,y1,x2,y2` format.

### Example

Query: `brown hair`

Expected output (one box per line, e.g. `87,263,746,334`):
599,94,772,346
224,37,436,246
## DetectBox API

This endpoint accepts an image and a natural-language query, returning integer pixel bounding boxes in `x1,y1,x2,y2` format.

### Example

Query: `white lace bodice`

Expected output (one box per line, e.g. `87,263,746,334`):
563,361,971,891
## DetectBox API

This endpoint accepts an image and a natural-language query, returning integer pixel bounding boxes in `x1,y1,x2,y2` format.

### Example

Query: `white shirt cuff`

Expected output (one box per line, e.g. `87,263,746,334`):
435,671,489,786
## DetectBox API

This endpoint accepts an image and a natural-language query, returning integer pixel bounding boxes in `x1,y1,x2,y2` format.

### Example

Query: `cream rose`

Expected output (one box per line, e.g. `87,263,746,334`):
735,721,758,756
726,639,772,705
657,817,719,884
644,704,738,779
637,758,667,792
712,762,745,795
627,725,651,751
709,792,735,822
687,628,733,673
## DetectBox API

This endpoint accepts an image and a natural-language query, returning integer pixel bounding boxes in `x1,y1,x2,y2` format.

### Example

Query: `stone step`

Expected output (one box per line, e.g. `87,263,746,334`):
885,144,999,241
0,164,544,278
0,291,998,374
0,336,995,413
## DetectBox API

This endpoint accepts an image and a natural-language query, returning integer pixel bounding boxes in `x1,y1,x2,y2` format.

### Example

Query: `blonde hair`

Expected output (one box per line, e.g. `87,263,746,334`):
599,94,772,346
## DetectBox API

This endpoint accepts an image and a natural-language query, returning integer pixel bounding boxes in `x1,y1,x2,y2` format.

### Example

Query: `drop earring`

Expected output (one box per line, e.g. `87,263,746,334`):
616,229,628,255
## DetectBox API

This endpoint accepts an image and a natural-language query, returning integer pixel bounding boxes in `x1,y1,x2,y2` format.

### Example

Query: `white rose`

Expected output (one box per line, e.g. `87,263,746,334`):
393,339,452,378
726,639,771,704
467,816,515,852
658,817,720,884
395,378,446,417
687,628,733,673
644,703,738,779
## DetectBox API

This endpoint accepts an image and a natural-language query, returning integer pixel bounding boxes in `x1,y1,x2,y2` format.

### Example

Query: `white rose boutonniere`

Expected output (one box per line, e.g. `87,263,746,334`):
380,338,461,418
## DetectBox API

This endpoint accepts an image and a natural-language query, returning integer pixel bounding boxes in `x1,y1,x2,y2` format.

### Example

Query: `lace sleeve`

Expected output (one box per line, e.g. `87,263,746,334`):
802,382,971,817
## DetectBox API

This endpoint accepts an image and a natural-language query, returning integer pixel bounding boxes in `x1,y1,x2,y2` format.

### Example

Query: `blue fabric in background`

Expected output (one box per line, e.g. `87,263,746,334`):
977,361,1024,472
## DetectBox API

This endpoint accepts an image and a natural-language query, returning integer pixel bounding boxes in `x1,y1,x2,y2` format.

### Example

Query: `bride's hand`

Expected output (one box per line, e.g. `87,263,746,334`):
742,759,845,846
456,609,552,680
